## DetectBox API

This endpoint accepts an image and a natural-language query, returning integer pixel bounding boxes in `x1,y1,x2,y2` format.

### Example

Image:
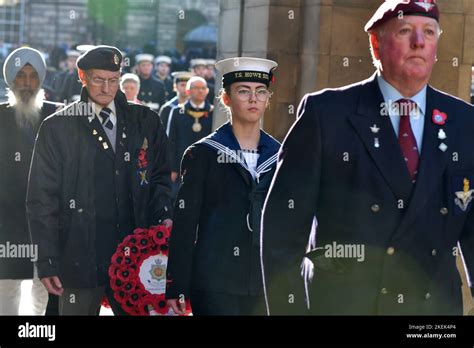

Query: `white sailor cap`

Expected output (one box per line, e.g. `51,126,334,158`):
135,53,155,64
215,57,278,88
76,45,96,53
190,58,208,68
171,71,194,83
66,50,81,58
155,55,172,65
205,59,216,67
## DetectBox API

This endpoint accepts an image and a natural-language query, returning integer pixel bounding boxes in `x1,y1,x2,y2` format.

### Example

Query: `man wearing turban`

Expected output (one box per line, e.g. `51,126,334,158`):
0,47,63,315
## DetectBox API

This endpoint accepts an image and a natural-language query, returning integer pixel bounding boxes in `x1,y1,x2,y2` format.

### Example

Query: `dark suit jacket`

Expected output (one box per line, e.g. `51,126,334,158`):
168,100,213,172
26,89,173,288
0,101,62,279
262,73,474,315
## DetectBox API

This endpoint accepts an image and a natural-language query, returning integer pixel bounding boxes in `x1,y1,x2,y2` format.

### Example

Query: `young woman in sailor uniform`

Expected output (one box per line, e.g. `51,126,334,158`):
165,57,280,315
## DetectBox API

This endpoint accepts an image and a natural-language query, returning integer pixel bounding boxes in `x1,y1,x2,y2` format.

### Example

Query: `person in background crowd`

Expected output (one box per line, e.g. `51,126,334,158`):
135,53,166,112
55,49,82,103
190,58,208,79
167,76,213,202
190,59,215,105
120,73,141,104
154,55,174,101
159,71,193,135
204,59,216,105
0,47,63,315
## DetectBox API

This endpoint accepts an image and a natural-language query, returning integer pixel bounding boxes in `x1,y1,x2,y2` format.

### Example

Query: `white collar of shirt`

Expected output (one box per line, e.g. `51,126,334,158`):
92,100,117,127
190,100,205,109
376,73,427,116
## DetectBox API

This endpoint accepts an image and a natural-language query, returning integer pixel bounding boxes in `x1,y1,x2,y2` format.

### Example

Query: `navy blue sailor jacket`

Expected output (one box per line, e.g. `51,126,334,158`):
165,121,280,298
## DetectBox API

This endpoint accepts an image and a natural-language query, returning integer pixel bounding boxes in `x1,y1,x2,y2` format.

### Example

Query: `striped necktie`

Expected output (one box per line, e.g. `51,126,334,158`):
99,107,114,130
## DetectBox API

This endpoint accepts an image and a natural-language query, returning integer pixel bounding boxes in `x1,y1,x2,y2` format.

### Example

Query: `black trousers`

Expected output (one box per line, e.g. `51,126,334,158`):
190,290,266,316
57,280,128,316
45,293,59,315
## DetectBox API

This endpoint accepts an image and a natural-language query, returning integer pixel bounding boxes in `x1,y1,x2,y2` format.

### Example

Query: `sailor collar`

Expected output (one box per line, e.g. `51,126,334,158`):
198,121,280,182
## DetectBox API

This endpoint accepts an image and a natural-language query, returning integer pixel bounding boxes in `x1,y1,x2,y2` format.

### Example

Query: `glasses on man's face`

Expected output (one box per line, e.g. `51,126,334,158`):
234,88,271,102
89,77,120,87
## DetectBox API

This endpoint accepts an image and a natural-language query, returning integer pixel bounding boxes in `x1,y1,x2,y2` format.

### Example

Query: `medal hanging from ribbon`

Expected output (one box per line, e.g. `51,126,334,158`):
137,137,149,186
186,109,209,133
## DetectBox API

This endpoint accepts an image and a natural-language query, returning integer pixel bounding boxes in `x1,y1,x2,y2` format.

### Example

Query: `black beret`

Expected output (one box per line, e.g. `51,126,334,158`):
365,0,439,32
76,45,122,71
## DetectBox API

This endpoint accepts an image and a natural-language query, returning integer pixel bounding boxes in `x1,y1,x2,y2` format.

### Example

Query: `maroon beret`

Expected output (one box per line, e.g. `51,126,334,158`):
365,0,439,32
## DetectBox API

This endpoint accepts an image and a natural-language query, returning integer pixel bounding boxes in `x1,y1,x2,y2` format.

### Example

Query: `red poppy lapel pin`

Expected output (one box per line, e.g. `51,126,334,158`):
432,109,447,126
432,109,448,152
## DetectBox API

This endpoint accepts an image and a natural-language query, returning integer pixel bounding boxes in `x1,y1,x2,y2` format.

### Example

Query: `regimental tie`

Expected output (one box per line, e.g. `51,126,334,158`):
99,107,114,130
397,99,419,183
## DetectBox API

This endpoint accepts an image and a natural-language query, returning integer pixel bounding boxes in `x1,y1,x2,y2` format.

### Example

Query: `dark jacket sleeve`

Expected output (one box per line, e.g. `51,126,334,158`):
460,207,474,294
147,108,173,224
158,105,169,132
168,108,180,173
166,145,208,299
156,80,166,110
261,94,321,315
26,118,62,278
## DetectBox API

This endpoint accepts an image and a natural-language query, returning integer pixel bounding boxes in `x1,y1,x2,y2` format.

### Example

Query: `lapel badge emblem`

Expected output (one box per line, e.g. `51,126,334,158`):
370,124,380,134
92,129,98,135
374,138,380,148
414,0,436,12
455,178,474,212
138,170,149,186
113,54,120,66
438,143,448,152
103,142,109,150
438,129,447,140
432,109,447,126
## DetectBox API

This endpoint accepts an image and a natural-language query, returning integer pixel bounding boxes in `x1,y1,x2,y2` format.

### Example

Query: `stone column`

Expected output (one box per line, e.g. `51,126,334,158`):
216,0,302,140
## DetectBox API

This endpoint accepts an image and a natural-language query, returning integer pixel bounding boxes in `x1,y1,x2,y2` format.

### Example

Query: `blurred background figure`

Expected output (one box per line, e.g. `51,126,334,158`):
159,70,193,135
135,53,166,112
55,49,82,103
204,59,216,104
190,58,208,78
120,73,141,103
154,55,174,101
167,76,213,201
190,58,214,104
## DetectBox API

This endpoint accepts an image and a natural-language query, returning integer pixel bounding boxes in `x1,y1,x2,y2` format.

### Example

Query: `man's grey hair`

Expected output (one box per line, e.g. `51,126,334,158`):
186,76,207,90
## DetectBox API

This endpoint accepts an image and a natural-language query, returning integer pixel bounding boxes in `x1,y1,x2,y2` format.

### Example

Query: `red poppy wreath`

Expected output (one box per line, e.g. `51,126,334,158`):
108,225,191,316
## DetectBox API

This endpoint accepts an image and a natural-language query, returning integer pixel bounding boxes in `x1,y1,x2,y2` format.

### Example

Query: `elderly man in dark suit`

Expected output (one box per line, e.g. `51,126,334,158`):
262,0,474,315
27,46,173,315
